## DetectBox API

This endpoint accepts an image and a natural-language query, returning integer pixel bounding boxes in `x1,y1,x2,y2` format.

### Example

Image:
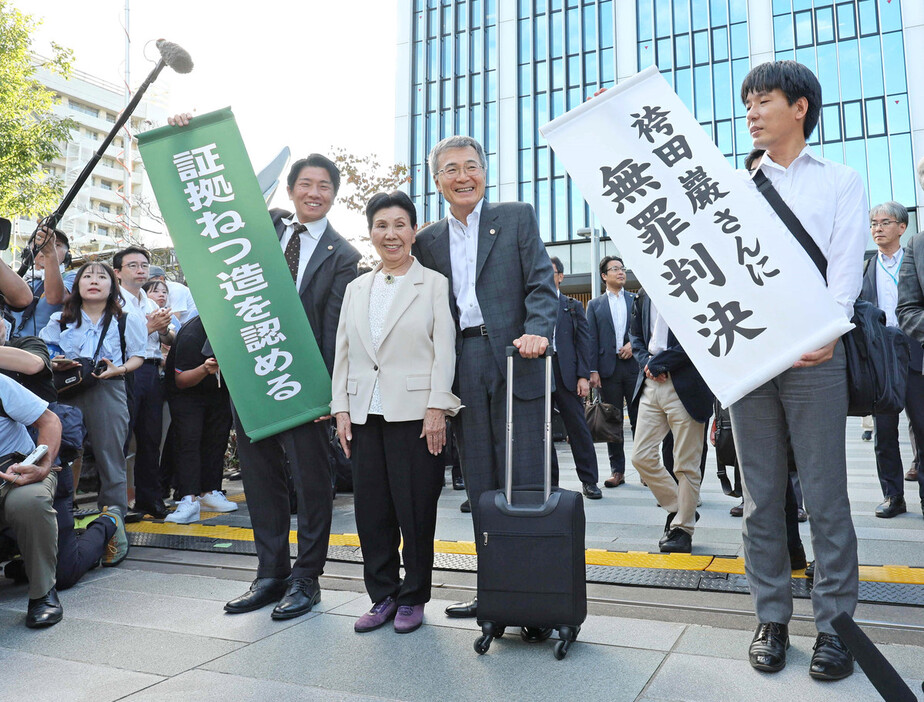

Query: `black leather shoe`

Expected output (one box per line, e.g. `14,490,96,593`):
460,499,471,513
582,483,602,499
875,496,906,518
789,543,807,571
805,560,815,580
452,475,465,490
730,501,744,517
659,527,692,553
26,588,63,628
659,511,699,546
809,633,854,680
224,577,289,614
521,626,553,643
271,577,321,620
445,597,477,618
749,622,789,672
133,498,168,520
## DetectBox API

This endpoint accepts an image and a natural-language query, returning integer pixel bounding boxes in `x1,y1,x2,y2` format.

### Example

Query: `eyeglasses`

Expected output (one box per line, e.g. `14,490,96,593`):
606,265,626,272
436,161,484,179
870,220,900,229
121,262,150,270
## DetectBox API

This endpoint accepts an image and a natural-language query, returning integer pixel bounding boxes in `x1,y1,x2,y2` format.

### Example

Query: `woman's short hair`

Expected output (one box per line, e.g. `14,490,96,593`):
365,191,418,230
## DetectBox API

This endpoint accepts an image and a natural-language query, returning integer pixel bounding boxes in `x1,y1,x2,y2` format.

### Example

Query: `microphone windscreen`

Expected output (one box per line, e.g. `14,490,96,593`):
156,39,194,74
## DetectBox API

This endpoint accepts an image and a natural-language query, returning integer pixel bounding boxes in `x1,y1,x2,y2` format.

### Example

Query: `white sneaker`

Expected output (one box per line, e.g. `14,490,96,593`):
165,496,200,524
199,490,238,512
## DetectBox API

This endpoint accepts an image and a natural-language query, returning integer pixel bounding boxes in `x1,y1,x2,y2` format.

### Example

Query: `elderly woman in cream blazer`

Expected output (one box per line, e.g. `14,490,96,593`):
332,190,461,635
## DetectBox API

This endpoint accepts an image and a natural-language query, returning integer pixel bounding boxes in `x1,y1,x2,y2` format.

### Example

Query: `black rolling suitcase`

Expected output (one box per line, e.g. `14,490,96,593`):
474,347,587,660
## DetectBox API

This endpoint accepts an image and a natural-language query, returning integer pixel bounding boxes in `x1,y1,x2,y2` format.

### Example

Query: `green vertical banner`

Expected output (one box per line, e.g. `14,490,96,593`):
137,107,331,441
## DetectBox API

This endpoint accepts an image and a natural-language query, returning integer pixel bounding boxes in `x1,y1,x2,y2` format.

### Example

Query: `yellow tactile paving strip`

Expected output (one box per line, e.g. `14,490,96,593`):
124,519,924,585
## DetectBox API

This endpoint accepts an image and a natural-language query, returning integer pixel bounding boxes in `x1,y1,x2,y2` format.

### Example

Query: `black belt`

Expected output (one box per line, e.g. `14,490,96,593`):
144,358,162,366
461,325,488,338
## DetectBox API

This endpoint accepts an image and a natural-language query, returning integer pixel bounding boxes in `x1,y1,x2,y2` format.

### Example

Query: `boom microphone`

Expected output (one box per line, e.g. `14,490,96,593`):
156,39,194,74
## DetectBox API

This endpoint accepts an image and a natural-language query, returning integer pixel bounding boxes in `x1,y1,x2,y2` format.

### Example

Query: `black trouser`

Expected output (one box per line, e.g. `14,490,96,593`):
874,368,924,500
551,355,598,486
352,416,444,605
234,411,332,580
54,462,116,589
599,361,638,474
169,393,232,498
130,362,165,505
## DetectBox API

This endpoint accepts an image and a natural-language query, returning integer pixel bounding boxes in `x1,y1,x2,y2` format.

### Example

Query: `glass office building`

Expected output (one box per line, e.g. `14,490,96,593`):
395,0,924,276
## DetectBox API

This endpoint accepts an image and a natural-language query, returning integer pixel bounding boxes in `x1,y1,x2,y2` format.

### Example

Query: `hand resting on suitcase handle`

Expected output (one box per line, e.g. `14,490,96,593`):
510,334,549,358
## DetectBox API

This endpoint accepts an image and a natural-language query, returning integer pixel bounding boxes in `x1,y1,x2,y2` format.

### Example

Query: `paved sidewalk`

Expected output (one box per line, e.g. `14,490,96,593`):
0,416,921,701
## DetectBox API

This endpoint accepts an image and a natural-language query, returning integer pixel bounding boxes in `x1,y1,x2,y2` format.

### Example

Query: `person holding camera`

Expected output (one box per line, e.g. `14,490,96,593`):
10,225,75,340
40,261,146,516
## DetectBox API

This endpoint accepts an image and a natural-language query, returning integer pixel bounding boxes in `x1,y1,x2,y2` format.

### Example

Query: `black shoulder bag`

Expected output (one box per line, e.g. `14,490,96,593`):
753,169,909,416
53,313,123,398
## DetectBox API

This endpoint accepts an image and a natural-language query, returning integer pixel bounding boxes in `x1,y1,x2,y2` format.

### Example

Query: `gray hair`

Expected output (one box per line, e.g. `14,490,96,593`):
428,136,487,181
870,201,908,226
917,156,924,191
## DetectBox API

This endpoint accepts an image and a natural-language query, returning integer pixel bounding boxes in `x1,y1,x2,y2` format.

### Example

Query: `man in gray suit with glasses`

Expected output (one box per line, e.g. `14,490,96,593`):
413,136,558,629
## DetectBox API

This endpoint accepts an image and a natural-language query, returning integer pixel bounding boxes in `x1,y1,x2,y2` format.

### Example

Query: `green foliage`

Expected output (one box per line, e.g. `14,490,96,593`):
0,1,75,219
330,147,410,215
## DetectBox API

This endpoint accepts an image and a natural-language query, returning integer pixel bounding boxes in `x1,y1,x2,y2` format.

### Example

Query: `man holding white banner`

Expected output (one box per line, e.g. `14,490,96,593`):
730,61,866,682
540,59,863,682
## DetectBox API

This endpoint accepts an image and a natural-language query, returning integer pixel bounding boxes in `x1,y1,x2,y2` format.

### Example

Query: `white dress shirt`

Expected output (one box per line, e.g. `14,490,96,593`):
166,279,198,326
649,300,669,357
120,285,161,359
447,198,485,329
875,249,903,328
606,289,627,347
748,146,868,321
280,215,327,291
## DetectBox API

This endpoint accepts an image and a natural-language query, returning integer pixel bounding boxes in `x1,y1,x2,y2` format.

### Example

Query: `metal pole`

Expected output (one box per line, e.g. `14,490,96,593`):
123,0,133,239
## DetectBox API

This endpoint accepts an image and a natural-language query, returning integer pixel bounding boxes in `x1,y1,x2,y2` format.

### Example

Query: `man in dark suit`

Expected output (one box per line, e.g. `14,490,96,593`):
629,289,713,553
548,256,600,498
413,135,557,624
223,154,361,619
862,201,923,519
586,256,638,487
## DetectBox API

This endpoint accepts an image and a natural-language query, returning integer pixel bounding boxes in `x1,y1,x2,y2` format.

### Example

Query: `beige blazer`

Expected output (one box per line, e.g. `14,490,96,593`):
331,258,461,424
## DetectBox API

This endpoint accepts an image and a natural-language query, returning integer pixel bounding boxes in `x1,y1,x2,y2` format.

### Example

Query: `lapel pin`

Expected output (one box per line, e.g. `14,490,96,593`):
327,245,333,250
489,228,496,235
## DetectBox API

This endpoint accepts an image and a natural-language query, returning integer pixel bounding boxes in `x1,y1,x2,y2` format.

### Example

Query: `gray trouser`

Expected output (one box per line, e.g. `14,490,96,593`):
72,378,129,513
730,342,858,633
0,472,58,599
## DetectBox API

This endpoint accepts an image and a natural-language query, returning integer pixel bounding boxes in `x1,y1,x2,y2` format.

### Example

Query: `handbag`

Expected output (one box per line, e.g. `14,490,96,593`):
53,313,123,398
584,388,623,443
753,170,910,416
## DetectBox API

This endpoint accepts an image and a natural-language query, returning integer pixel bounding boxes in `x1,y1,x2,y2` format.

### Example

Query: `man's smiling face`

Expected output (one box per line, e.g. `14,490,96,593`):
434,146,486,217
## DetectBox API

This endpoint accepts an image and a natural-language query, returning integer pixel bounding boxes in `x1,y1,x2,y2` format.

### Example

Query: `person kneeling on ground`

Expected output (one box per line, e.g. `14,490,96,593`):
0,373,62,627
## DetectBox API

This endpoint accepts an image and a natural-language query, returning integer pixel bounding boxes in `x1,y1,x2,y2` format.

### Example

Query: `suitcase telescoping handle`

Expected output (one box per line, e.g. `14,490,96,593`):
505,345,553,506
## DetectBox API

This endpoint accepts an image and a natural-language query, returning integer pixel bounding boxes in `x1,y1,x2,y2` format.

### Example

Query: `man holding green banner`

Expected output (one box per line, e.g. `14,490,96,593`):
142,111,360,620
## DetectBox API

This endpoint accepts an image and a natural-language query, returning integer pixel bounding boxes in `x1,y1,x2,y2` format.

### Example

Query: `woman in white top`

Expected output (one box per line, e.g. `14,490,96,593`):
41,262,146,516
332,191,461,634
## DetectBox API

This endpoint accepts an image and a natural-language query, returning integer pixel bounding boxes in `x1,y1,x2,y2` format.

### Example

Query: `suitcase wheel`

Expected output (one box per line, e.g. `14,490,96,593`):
474,634,492,655
553,625,580,660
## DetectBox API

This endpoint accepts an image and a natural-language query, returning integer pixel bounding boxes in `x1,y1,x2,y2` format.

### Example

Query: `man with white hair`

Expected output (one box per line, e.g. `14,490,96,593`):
861,201,922,519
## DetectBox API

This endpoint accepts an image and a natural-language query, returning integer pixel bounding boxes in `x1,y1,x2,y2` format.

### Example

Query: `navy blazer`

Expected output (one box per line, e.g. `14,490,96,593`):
861,253,923,371
554,293,592,393
628,290,713,424
271,209,361,375
586,290,635,378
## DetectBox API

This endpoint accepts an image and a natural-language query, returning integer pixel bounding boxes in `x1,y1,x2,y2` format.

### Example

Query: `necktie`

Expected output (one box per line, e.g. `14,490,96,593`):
285,223,306,282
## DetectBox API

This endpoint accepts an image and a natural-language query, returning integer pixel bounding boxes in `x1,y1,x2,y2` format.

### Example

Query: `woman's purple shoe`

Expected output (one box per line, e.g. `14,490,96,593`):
394,604,424,634
354,596,397,633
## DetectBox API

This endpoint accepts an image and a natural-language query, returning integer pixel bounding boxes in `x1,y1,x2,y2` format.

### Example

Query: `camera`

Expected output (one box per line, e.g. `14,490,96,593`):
93,360,109,376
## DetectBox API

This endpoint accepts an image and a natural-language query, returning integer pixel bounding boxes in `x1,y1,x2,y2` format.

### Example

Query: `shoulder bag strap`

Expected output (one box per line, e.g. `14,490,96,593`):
752,169,828,283
117,313,127,365
93,313,115,363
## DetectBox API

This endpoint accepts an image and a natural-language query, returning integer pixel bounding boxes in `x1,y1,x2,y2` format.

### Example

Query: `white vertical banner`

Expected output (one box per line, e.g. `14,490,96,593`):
540,66,853,407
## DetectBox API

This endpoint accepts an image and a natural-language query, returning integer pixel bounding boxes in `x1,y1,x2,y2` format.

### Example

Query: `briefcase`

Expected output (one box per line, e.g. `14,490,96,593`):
474,348,587,660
